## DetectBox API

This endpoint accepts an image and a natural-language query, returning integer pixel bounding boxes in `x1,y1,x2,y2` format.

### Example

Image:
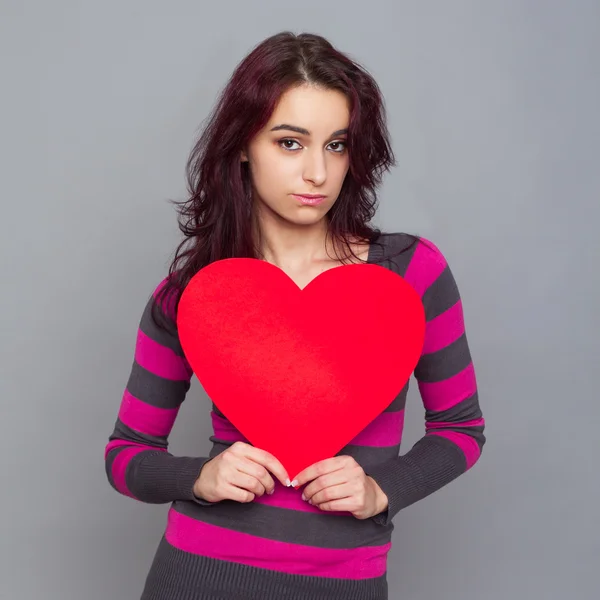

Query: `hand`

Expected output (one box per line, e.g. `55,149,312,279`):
293,455,389,520
193,441,290,503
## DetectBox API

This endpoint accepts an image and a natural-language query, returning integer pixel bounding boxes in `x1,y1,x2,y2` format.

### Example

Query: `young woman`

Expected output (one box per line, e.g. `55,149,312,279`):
105,31,486,600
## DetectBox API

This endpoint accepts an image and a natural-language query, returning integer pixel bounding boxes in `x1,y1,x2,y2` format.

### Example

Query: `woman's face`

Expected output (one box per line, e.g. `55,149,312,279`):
242,84,351,227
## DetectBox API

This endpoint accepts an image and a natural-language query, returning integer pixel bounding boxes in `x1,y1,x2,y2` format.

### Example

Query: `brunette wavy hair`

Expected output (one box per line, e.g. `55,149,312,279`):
152,31,419,329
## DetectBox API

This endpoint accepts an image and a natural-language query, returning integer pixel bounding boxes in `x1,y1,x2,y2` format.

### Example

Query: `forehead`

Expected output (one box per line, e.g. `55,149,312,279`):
267,85,350,132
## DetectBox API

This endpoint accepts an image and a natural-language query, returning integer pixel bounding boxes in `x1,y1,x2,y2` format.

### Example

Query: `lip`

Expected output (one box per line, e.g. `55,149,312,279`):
292,194,326,206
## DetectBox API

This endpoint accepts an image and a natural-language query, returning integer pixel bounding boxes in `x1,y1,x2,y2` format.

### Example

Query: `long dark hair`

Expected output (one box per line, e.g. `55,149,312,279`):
152,31,418,328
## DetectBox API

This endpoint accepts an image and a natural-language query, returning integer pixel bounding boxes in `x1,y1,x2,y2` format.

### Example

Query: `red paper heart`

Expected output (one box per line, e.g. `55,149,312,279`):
177,258,425,479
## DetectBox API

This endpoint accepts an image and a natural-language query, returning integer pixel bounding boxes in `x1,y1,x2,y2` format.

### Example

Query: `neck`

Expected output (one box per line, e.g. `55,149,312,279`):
252,207,334,270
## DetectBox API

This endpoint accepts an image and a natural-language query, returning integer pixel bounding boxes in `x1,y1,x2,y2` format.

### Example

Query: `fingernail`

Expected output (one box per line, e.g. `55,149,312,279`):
301,493,306,501
308,499,313,505
290,479,298,487
268,489,274,495
285,478,291,487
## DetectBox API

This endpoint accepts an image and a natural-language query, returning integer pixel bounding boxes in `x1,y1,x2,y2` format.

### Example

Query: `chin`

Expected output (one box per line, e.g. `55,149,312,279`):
259,198,335,226
285,208,331,226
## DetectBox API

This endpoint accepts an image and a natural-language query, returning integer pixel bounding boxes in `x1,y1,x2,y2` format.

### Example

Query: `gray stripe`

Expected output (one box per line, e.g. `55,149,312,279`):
383,380,409,412
425,388,486,451
425,391,486,450
110,418,169,449
366,235,385,264
207,438,401,473
126,361,190,409
414,332,472,383
429,426,486,450
377,233,419,276
422,264,461,321
141,535,388,600
139,296,187,358
426,391,482,423
340,443,401,471
212,402,226,418
172,497,393,549
207,439,234,458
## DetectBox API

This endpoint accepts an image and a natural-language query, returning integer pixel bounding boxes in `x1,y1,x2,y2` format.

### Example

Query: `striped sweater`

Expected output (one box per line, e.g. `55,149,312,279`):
105,232,486,600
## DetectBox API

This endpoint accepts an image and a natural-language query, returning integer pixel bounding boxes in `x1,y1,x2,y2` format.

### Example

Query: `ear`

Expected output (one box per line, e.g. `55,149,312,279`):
240,149,248,162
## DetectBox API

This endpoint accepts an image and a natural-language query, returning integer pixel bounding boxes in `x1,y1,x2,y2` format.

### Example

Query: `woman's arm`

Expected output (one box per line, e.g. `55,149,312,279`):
367,239,486,525
104,278,212,504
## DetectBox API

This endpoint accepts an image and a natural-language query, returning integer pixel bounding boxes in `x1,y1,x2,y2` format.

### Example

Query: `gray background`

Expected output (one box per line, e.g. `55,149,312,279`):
1,1,598,598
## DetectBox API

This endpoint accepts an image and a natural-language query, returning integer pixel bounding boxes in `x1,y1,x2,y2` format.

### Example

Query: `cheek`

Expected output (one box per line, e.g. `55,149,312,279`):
252,155,296,193
335,159,351,182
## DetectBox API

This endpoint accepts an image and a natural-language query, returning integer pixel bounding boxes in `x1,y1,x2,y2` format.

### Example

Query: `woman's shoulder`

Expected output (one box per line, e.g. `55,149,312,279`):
146,273,184,321
376,232,461,306
376,231,448,267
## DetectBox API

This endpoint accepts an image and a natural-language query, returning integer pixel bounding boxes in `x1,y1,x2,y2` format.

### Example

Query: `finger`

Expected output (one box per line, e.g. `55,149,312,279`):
236,458,275,495
231,470,267,497
310,483,353,507
302,471,350,502
315,497,356,513
223,483,256,503
293,456,347,487
242,446,290,487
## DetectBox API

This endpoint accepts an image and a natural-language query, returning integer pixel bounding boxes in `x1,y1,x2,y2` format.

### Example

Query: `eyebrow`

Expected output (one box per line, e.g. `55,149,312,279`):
270,124,348,137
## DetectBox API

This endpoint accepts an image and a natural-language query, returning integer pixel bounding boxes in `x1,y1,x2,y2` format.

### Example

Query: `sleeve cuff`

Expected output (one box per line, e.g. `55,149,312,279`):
189,457,218,505
366,455,426,526
133,453,215,504
366,435,468,525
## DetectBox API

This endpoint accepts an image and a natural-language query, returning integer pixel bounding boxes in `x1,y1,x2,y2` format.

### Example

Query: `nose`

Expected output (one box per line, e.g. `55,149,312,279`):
302,148,327,187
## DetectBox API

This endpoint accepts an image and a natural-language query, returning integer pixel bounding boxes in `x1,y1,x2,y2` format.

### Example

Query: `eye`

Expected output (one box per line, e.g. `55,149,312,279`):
278,139,302,151
277,138,347,153
328,141,347,153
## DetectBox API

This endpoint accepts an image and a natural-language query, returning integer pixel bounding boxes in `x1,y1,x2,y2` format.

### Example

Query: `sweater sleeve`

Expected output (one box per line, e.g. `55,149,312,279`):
104,278,214,505
367,239,486,525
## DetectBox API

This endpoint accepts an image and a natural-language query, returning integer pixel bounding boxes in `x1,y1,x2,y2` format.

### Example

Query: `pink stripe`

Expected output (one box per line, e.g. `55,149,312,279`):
153,277,169,296
417,363,477,412
104,438,162,460
135,328,192,381
426,418,485,430
210,411,249,443
165,508,390,579
118,389,179,437
152,276,178,319
428,431,481,469
422,300,465,355
253,481,347,515
403,238,447,298
348,411,404,447
110,446,148,498
210,409,404,450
